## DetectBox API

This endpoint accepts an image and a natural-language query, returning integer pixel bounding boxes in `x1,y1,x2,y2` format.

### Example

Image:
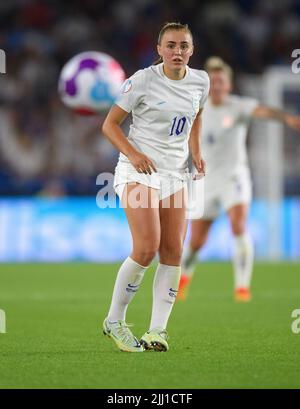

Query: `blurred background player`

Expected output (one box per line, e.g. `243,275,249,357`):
179,56,300,302
101,22,209,352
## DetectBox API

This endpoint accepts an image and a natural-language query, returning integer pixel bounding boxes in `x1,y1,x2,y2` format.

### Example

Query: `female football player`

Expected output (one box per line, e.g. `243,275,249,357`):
101,22,209,352
179,57,300,302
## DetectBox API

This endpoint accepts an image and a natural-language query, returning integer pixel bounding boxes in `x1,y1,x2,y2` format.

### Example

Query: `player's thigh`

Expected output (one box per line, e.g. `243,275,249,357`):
122,183,161,250
190,218,214,249
227,203,249,235
223,174,251,235
159,187,187,257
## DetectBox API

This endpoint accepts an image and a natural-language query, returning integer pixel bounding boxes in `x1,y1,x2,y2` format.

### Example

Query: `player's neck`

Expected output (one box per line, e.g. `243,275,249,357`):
163,64,186,80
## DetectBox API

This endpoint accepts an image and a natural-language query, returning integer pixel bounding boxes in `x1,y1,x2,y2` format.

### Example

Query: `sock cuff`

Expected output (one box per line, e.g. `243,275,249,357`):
157,263,181,272
188,244,197,253
127,256,149,270
233,232,251,243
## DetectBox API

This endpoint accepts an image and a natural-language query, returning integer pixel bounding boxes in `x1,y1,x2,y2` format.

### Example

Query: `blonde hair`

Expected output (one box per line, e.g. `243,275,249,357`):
154,22,193,65
204,56,233,81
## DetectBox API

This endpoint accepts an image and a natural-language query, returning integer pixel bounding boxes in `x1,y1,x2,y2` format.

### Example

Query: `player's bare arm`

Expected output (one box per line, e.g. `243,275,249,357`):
252,105,300,132
188,109,206,175
102,104,157,174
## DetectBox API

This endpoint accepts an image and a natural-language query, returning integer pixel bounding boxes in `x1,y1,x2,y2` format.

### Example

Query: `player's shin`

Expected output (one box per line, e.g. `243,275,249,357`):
182,245,198,277
233,232,254,299
149,263,181,330
177,246,198,300
107,256,148,322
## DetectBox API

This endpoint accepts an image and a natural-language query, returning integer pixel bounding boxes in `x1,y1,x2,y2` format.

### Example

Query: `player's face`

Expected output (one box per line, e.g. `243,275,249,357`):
157,30,193,73
209,71,232,104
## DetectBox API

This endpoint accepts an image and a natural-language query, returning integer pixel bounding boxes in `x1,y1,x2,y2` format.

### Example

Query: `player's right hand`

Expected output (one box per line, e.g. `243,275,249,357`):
127,150,157,174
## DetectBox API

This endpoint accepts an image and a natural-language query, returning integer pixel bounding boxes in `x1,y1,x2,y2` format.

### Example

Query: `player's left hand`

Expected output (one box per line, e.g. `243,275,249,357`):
192,155,206,176
285,115,300,132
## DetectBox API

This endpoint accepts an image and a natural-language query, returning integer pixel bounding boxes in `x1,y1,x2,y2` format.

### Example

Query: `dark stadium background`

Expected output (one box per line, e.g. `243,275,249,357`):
0,0,299,196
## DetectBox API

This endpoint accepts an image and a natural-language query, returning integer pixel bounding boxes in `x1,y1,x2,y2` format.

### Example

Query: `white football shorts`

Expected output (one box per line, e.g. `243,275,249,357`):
193,171,252,220
114,161,188,202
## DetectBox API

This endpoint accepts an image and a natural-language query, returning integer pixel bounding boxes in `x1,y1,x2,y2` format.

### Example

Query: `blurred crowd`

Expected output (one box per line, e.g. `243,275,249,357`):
0,0,300,196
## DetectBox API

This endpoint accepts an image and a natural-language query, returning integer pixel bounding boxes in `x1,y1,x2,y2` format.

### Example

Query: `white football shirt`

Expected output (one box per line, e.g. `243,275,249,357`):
115,63,210,173
201,95,259,183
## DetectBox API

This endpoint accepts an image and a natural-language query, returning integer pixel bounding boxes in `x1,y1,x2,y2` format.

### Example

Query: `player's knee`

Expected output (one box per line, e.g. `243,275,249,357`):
133,243,159,266
133,252,156,266
231,221,246,236
190,236,207,252
159,243,183,265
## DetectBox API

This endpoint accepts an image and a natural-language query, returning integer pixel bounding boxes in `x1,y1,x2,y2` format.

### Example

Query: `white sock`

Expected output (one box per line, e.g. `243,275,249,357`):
107,256,148,322
182,245,198,277
150,263,181,330
232,233,254,289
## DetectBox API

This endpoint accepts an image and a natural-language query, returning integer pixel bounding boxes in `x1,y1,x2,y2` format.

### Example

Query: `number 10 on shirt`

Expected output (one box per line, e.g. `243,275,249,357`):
169,116,187,136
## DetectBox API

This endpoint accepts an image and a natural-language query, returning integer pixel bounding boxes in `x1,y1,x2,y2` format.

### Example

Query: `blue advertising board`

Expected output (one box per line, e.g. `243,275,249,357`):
0,197,299,262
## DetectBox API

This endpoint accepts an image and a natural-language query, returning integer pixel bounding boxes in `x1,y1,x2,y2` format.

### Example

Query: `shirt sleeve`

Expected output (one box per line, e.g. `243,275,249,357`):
199,72,210,109
115,69,145,113
238,97,259,121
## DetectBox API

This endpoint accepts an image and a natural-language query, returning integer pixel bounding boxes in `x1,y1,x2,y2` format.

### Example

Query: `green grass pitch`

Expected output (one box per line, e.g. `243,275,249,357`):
0,262,300,389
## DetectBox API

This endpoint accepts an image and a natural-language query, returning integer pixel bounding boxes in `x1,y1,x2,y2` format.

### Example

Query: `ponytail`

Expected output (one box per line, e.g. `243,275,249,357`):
153,56,163,65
